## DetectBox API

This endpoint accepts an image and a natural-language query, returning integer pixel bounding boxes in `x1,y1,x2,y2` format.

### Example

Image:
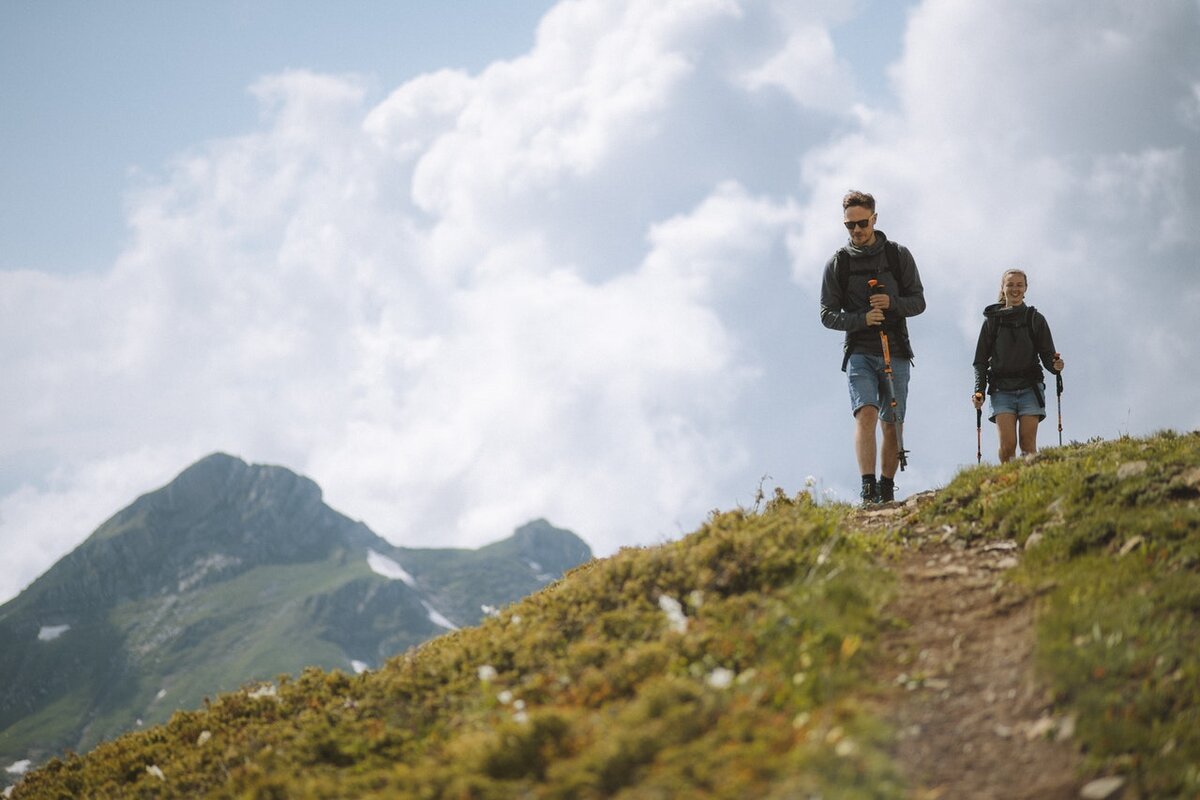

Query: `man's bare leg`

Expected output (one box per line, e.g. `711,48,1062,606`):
880,421,899,478
855,405,879,476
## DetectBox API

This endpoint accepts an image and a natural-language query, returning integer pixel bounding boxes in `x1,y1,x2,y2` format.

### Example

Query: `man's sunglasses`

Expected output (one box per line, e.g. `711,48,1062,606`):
843,218,873,230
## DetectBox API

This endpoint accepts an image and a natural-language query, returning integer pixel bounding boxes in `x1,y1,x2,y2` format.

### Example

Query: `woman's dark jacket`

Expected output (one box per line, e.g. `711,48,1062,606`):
972,303,1059,395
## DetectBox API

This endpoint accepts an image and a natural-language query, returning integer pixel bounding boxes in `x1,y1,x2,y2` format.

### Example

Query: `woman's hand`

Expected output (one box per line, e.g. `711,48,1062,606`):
972,392,984,410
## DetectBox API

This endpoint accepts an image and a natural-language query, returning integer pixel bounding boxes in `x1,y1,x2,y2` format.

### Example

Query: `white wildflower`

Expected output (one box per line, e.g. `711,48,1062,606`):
247,683,277,699
805,475,817,488
658,595,688,633
835,738,859,757
497,690,514,705
477,665,498,682
706,668,735,689
146,765,165,781
196,731,212,746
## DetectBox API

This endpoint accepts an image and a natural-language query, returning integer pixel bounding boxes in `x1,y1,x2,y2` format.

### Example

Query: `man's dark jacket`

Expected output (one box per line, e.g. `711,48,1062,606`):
819,231,926,368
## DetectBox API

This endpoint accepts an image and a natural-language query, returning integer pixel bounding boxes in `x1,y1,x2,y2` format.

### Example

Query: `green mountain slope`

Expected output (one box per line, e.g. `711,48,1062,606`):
6,432,1199,799
0,454,591,777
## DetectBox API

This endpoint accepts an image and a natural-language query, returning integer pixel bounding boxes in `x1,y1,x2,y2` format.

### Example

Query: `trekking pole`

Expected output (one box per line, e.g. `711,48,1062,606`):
1054,352,1063,446
975,393,983,464
867,279,907,471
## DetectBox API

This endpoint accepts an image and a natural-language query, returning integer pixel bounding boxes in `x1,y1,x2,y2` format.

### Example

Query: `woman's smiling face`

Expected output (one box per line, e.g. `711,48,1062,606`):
1002,271,1027,307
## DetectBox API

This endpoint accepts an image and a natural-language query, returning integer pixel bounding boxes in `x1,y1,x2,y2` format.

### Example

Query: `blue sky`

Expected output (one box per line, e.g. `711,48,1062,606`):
2,0,1198,603
1,1,557,274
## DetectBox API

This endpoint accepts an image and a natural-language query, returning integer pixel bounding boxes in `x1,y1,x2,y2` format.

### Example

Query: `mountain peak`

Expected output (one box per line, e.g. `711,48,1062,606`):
18,455,359,616
511,519,593,574
154,452,323,516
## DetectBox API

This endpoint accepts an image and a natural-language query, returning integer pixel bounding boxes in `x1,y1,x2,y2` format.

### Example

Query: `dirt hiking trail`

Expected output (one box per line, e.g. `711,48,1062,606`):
857,495,1106,800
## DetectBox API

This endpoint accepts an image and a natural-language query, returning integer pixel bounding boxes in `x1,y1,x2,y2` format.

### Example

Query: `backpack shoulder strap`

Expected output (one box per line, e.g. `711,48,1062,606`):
884,240,901,281
837,241,903,298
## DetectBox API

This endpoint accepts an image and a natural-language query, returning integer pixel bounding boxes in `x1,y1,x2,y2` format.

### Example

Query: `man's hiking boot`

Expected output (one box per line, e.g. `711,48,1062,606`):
860,477,880,507
878,476,895,503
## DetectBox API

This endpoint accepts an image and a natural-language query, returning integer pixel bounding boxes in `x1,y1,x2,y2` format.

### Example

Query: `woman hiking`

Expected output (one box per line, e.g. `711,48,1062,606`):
971,269,1064,462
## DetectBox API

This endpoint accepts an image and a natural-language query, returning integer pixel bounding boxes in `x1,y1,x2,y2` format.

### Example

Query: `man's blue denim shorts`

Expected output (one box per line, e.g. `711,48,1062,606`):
988,383,1046,422
847,352,910,423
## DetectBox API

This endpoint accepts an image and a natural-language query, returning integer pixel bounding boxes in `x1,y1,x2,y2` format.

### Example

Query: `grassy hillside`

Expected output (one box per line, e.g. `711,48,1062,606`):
8,431,1199,799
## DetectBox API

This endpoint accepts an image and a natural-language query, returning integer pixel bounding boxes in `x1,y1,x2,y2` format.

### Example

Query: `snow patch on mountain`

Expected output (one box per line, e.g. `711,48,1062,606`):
527,559,554,583
367,549,417,587
422,601,458,631
366,550,455,628
37,624,70,641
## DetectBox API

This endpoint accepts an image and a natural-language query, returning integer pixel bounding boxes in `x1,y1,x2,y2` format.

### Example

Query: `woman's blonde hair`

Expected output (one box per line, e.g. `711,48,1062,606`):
998,269,1028,303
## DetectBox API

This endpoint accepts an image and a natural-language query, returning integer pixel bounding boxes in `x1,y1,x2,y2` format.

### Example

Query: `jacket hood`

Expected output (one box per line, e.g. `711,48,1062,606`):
983,302,1028,320
843,230,890,259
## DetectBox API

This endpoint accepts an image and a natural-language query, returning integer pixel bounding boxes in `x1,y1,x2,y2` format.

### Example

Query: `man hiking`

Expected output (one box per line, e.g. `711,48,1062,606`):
820,190,926,505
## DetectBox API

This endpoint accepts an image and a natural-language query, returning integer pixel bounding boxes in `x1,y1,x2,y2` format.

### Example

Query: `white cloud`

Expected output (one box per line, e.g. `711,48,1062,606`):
2,0,1199,604
740,25,853,110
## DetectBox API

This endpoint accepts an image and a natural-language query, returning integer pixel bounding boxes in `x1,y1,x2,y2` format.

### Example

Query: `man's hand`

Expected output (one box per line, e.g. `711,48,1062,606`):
868,293,891,310
866,308,885,326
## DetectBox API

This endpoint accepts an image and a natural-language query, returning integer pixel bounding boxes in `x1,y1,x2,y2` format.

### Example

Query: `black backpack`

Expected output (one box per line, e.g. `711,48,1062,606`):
835,241,912,367
835,240,902,296
987,305,1043,390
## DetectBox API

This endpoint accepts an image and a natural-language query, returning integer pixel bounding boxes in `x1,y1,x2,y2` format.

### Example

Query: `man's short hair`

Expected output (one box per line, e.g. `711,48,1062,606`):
842,191,875,212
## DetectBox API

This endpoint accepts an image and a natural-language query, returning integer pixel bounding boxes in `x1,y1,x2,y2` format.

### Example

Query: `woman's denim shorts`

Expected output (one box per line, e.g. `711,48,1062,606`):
989,383,1046,422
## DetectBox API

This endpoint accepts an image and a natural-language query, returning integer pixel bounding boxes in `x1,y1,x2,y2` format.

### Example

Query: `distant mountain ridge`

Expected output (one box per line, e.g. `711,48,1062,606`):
0,453,591,771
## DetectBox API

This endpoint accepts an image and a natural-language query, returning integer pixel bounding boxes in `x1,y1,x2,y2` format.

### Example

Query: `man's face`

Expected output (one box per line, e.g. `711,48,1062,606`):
843,206,877,247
